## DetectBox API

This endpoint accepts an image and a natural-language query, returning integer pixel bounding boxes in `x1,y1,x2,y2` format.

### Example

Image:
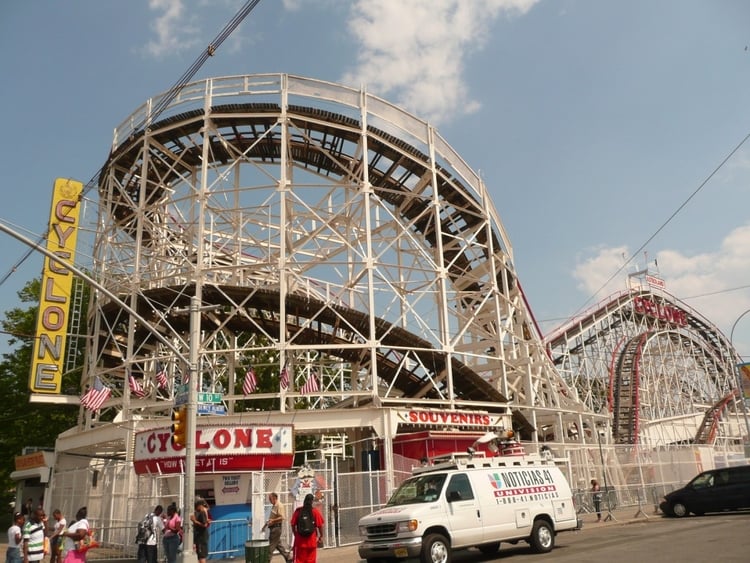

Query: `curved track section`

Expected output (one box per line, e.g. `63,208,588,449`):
546,287,745,446
82,74,584,438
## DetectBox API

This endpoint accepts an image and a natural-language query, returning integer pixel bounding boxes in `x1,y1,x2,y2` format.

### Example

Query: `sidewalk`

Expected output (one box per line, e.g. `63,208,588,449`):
311,505,660,563
0,506,659,563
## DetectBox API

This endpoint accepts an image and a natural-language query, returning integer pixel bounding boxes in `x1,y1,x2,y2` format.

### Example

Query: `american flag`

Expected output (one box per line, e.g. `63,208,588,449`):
156,364,168,389
80,377,111,411
242,366,257,395
300,370,319,395
279,362,289,390
129,375,147,398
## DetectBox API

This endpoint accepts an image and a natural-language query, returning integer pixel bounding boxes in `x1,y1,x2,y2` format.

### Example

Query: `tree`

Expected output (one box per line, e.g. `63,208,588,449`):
0,279,79,514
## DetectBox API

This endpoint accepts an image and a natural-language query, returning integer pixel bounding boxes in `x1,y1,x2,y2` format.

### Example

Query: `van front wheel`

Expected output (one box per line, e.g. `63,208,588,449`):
671,502,689,518
421,533,451,563
529,520,554,553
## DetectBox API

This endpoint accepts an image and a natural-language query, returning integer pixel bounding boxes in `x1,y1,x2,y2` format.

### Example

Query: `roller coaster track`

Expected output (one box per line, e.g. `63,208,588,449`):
611,333,648,444
84,74,584,438
546,287,743,445
100,102,513,300
694,389,740,444
96,284,504,401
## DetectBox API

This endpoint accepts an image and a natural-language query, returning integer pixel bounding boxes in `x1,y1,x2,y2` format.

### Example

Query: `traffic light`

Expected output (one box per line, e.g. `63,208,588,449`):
171,406,188,448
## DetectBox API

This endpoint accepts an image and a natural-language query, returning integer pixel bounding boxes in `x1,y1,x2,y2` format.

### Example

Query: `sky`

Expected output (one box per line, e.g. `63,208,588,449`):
1,0,750,359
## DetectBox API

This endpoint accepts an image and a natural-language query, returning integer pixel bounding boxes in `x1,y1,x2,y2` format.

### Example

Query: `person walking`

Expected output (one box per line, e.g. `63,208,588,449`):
49,510,67,563
6,512,24,563
21,500,33,521
190,500,211,563
22,508,46,563
290,494,324,563
591,479,603,522
161,504,181,563
61,507,90,563
264,493,292,562
136,505,164,563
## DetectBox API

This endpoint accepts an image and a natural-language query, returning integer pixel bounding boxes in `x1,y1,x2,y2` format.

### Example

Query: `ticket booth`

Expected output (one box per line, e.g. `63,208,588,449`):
11,450,55,517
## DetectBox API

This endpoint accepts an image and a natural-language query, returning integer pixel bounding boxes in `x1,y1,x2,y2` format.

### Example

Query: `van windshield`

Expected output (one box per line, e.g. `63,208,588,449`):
387,474,446,506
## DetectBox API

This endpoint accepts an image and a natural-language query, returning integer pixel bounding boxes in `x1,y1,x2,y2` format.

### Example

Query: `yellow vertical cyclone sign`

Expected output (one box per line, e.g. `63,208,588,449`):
29,178,83,394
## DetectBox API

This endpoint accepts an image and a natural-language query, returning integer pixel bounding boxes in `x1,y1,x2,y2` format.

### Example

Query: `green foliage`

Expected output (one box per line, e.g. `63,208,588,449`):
0,278,79,512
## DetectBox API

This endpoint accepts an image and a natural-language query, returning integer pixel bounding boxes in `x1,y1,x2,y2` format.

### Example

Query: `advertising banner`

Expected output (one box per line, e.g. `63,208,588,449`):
213,474,250,505
29,178,83,393
132,424,294,474
738,363,750,401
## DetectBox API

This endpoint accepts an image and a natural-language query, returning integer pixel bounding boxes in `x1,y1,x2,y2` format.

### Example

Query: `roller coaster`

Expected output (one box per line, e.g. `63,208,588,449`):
60,74,745,463
545,285,747,447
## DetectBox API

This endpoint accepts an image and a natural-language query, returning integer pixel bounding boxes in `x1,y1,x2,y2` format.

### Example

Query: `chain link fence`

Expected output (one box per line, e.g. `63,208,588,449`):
45,442,748,558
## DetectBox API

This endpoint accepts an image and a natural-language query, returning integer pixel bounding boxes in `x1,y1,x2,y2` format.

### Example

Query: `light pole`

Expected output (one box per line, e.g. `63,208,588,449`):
0,221,190,363
179,296,200,563
0,220,200,563
729,310,750,456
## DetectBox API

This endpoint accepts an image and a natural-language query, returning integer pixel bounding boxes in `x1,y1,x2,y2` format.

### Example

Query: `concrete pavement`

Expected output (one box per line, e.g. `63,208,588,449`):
307,505,661,562
0,506,659,563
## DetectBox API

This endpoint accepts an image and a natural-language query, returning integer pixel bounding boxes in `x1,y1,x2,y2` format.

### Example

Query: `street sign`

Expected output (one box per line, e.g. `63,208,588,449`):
197,392,223,404
174,384,189,407
197,403,226,416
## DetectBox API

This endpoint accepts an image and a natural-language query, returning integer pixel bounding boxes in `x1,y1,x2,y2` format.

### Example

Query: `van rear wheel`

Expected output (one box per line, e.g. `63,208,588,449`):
529,520,555,553
421,533,451,563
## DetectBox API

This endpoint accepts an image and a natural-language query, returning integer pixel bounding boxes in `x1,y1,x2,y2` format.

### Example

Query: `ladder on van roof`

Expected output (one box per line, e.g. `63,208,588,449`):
416,452,554,473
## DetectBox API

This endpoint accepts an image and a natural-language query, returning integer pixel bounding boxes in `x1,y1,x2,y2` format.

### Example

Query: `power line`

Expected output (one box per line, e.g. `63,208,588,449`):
571,130,750,318
680,283,750,301
0,0,263,289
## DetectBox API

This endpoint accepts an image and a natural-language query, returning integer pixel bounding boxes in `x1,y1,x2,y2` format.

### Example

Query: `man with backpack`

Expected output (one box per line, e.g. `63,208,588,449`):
136,505,164,563
290,494,323,563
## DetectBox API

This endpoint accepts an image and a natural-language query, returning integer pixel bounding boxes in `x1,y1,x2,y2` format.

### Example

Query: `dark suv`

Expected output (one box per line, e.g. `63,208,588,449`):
660,465,750,517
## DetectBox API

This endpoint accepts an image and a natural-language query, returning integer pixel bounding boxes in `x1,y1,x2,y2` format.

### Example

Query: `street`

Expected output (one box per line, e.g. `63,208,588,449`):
313,509,750,563
447,512,750,563
472,512,750,563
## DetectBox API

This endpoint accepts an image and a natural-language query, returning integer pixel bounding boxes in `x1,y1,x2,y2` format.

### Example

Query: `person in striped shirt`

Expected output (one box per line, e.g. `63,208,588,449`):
22,508,46,563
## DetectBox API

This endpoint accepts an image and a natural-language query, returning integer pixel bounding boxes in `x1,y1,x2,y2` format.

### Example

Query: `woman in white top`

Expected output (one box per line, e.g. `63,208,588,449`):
62,507,90,563
6,512,24,563
49,509,67,563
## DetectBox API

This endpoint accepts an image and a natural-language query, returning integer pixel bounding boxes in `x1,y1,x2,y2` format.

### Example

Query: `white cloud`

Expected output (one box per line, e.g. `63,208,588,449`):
572,225,750,340
146,0,201,58
341,0,539,124
572,244,632,302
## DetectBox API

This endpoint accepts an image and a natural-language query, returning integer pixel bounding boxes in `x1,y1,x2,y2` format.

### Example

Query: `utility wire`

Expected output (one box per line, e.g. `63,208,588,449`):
571,130,750,318
0,0,262,288
139,0,263,132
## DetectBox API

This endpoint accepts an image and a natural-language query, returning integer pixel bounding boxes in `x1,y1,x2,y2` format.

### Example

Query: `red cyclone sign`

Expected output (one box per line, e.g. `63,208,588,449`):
633,296,687,327
132,424,294,474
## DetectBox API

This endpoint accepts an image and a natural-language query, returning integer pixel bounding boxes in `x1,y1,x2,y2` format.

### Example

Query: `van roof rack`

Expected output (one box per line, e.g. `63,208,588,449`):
413,451,552,473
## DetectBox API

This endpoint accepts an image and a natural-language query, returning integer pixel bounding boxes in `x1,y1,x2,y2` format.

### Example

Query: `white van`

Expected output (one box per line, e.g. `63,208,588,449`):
358,453,581,562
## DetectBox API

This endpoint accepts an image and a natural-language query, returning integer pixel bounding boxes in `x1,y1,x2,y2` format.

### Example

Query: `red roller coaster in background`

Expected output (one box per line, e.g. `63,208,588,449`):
545,282,746,447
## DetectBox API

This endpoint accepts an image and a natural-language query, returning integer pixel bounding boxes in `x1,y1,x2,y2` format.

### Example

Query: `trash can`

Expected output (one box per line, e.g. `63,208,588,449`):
245,540,270,563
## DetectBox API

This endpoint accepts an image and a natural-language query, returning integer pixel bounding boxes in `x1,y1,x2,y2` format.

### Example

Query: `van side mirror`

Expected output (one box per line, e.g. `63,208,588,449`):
447,491,462,502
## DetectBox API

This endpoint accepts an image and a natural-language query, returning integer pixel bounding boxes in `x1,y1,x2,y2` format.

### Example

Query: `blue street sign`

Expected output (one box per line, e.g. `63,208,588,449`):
197,403,227,415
